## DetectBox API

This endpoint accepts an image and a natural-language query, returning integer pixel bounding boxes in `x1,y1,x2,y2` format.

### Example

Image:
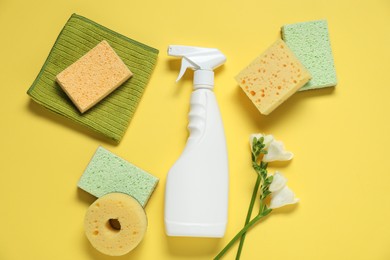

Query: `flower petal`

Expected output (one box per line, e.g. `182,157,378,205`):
263,140,293,162
269,186,299,209
269,171,287,192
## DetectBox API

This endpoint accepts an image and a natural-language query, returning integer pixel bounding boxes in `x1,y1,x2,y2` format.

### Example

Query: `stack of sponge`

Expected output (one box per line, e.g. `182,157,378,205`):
236,20,337,115
78,146,159,256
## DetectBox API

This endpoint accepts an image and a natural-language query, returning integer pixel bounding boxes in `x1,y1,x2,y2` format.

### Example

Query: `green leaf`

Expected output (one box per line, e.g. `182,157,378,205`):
261,190,271,198
261,161,268,168
265,176,273,185
259,136,264,143
252,162,261,171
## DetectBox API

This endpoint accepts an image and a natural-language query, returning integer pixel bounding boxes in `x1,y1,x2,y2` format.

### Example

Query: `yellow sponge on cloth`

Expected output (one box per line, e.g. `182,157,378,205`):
27,14,159,143
84,193,147,256
56,40,133,113
236,39,311,115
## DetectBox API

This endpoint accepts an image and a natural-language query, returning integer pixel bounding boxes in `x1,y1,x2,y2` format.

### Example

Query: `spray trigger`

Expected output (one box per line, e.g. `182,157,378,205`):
168,45,226,88
176,57,198,82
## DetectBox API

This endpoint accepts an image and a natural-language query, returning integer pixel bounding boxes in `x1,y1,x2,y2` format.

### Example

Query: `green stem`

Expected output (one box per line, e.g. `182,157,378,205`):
235,174,261,259
259,198,266,215
214,210,271,260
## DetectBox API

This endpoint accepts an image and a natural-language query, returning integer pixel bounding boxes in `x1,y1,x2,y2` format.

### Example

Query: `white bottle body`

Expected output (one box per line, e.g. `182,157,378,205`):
164,87,229,237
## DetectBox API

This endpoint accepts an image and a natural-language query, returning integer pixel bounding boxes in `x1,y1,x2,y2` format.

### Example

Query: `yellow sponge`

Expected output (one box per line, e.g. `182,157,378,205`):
235,39,311,115
56,40,133,113
84,193,147,256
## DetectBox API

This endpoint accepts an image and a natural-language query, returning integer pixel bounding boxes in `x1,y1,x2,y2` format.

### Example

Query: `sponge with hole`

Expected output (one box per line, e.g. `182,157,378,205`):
78,146,158,207
84,193,147,256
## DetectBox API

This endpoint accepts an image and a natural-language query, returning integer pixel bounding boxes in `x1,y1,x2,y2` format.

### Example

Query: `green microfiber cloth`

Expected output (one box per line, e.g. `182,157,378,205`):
27,14,159,142
78,146,159,207
281,20,337,91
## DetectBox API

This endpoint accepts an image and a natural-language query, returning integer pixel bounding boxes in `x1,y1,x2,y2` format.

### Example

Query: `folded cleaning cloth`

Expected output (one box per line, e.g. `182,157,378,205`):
27,13,159,143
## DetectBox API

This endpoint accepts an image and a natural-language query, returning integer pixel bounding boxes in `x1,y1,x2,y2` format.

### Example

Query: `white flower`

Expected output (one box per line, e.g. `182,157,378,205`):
249,133,273,151
263,139,293,162
270,186,299,209
269,171,287,192
269,171,299,209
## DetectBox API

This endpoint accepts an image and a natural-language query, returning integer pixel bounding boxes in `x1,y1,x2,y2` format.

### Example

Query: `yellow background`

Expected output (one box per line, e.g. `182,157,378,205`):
1,0,389,259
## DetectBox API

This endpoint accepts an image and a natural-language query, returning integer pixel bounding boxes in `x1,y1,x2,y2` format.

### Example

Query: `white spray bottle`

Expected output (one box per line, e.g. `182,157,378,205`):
164,45,229,237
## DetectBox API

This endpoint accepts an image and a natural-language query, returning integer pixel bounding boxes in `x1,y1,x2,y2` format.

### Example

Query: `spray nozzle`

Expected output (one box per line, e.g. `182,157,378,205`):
168,45,226,88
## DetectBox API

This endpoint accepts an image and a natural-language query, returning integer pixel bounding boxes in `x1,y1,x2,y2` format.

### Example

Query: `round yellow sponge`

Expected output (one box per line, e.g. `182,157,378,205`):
84,193,147,256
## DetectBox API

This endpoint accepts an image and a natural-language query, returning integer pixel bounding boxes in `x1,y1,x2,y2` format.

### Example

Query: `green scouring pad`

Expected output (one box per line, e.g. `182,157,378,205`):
281,20,337,91
78,146,159,207
27,14,159,143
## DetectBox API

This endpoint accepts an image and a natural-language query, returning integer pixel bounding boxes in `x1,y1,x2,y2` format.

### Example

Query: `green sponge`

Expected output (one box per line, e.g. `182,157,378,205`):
78,146,158,207
281,20,337,91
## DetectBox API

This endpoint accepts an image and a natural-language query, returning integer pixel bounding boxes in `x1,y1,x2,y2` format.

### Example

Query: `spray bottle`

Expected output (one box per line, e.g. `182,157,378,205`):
164,45,229,237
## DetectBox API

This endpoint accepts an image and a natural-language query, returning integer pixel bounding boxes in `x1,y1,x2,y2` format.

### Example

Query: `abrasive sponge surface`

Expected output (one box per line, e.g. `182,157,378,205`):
78,147,158,207
56,40,133,113
282,20,337,91
235,39,311,115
